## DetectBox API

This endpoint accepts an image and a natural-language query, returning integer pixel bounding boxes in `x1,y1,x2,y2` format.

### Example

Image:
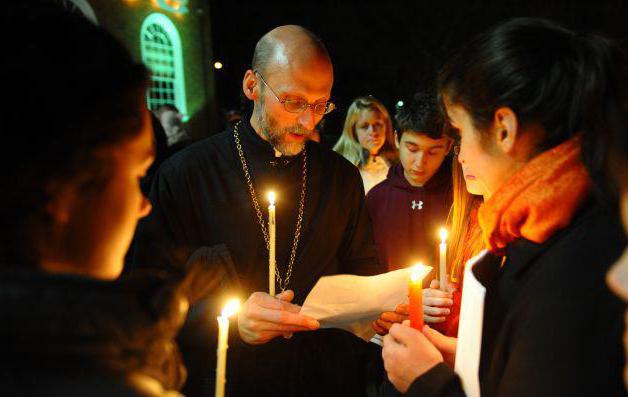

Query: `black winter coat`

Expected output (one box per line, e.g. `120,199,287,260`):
407,200,626,397
0,246,235,397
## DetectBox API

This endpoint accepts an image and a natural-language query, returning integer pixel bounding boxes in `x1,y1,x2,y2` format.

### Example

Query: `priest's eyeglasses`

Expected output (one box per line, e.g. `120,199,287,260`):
254,71,336,115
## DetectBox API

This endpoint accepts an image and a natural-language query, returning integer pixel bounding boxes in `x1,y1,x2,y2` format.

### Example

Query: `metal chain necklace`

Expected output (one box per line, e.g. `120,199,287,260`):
233,121,307,292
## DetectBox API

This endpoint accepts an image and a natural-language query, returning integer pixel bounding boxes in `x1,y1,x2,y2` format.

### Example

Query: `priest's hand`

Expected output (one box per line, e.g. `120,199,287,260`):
382,321,444,393
237,290,320,345
423,279,454,324
372,303,409,336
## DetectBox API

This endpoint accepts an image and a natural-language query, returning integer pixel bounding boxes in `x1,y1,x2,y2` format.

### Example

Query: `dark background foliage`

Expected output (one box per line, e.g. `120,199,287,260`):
208,0,628,138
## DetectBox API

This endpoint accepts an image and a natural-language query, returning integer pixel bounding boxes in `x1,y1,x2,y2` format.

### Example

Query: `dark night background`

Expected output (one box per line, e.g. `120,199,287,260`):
206,0,628,141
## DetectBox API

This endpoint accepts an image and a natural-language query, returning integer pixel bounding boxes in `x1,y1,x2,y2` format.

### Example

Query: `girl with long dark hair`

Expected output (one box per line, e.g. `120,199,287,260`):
383,18,627,396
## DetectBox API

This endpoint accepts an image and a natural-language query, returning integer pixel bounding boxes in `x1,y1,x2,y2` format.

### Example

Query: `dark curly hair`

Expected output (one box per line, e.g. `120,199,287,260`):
394,90,448,140
1,2,149,266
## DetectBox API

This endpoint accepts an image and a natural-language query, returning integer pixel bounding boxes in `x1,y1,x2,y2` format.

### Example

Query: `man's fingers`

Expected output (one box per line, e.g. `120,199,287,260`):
276,289,294,302
388,322,420,344
249,305,319,329
424,306,451,316
382,333,403,359
382,334,394,353
429,279,440,289
253,292,302,313
280,301,302,314
255,321,314,333
251,292,284,310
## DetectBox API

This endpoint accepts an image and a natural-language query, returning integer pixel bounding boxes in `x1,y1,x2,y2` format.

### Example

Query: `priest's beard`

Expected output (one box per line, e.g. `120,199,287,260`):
254,97,312,156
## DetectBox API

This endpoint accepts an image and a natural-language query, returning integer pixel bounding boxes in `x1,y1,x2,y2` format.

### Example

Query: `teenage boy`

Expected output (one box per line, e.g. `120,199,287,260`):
366,92,453,271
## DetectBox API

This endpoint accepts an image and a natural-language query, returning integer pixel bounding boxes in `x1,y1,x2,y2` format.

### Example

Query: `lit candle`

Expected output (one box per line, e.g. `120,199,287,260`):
215,299,240,397
439,228,448,291
409,263,425,330
268,191,276,297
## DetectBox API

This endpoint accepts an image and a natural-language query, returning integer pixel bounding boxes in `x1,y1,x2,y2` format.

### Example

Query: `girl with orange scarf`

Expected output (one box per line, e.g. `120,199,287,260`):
382,18,627,397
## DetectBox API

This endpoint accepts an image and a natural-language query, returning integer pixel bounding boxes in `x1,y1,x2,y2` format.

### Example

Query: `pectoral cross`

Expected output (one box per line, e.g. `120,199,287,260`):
411,200,424,210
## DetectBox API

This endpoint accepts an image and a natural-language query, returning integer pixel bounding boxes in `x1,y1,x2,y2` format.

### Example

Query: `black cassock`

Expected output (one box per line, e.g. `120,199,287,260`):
131,117,385,397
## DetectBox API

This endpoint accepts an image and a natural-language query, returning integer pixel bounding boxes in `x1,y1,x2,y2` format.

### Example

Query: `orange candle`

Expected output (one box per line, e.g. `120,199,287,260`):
409,263,424,330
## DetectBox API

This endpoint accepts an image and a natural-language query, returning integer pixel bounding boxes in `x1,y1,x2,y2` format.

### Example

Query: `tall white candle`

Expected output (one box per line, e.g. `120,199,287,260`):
439,228,448,291
268,191,276,297
215,299,240,397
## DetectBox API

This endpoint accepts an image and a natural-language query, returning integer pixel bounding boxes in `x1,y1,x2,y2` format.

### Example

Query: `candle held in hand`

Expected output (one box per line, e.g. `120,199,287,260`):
268,191,276,297
215,299,240,397
439,228,448,291
409,263,424,330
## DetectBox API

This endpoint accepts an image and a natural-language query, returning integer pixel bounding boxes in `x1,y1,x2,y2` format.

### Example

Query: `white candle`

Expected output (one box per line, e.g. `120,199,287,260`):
215,299,240,397
439,228,448,291
268,191,276,297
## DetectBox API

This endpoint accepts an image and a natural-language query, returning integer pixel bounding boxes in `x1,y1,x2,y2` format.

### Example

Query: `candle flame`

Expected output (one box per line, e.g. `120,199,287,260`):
268,191,276,205
439,227,448,243
410,262,424,283
221,299,241,318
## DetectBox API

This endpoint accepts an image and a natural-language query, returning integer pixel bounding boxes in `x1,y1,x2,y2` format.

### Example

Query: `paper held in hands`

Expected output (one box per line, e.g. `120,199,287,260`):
300,265,432,341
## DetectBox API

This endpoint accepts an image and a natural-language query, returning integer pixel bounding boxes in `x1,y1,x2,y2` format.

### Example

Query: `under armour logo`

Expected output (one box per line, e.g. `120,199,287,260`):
411,200,424,210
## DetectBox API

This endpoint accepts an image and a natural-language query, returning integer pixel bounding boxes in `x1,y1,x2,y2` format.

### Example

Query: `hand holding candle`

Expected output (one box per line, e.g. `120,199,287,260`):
422,279,454,324
268,191,276,297
439,228,448,292
215,299,241,397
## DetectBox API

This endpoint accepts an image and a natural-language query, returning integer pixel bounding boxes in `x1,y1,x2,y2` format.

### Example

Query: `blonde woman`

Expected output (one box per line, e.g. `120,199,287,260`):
333,96,397,193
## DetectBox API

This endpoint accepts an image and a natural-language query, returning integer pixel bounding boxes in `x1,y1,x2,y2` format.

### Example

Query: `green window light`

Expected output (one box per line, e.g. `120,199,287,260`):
140,13,188,121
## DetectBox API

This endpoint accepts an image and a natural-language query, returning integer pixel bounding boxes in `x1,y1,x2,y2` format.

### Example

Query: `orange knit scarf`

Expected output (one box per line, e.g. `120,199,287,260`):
478,137,592,255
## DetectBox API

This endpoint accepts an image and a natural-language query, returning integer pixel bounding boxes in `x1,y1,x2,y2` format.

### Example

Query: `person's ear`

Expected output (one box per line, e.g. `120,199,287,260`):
493,107,519,154
242,69,258,100
394,131,401,149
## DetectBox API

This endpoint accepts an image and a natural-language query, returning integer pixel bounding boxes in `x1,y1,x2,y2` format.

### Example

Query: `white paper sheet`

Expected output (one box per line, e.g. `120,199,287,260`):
300,266,432,341
454,249,489,397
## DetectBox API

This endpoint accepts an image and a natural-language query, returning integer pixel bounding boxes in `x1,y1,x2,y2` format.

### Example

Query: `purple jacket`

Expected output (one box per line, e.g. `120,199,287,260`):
366,161,452,271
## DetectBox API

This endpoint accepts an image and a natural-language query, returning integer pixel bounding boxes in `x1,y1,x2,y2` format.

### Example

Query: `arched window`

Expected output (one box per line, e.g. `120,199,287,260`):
140,13,188,120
